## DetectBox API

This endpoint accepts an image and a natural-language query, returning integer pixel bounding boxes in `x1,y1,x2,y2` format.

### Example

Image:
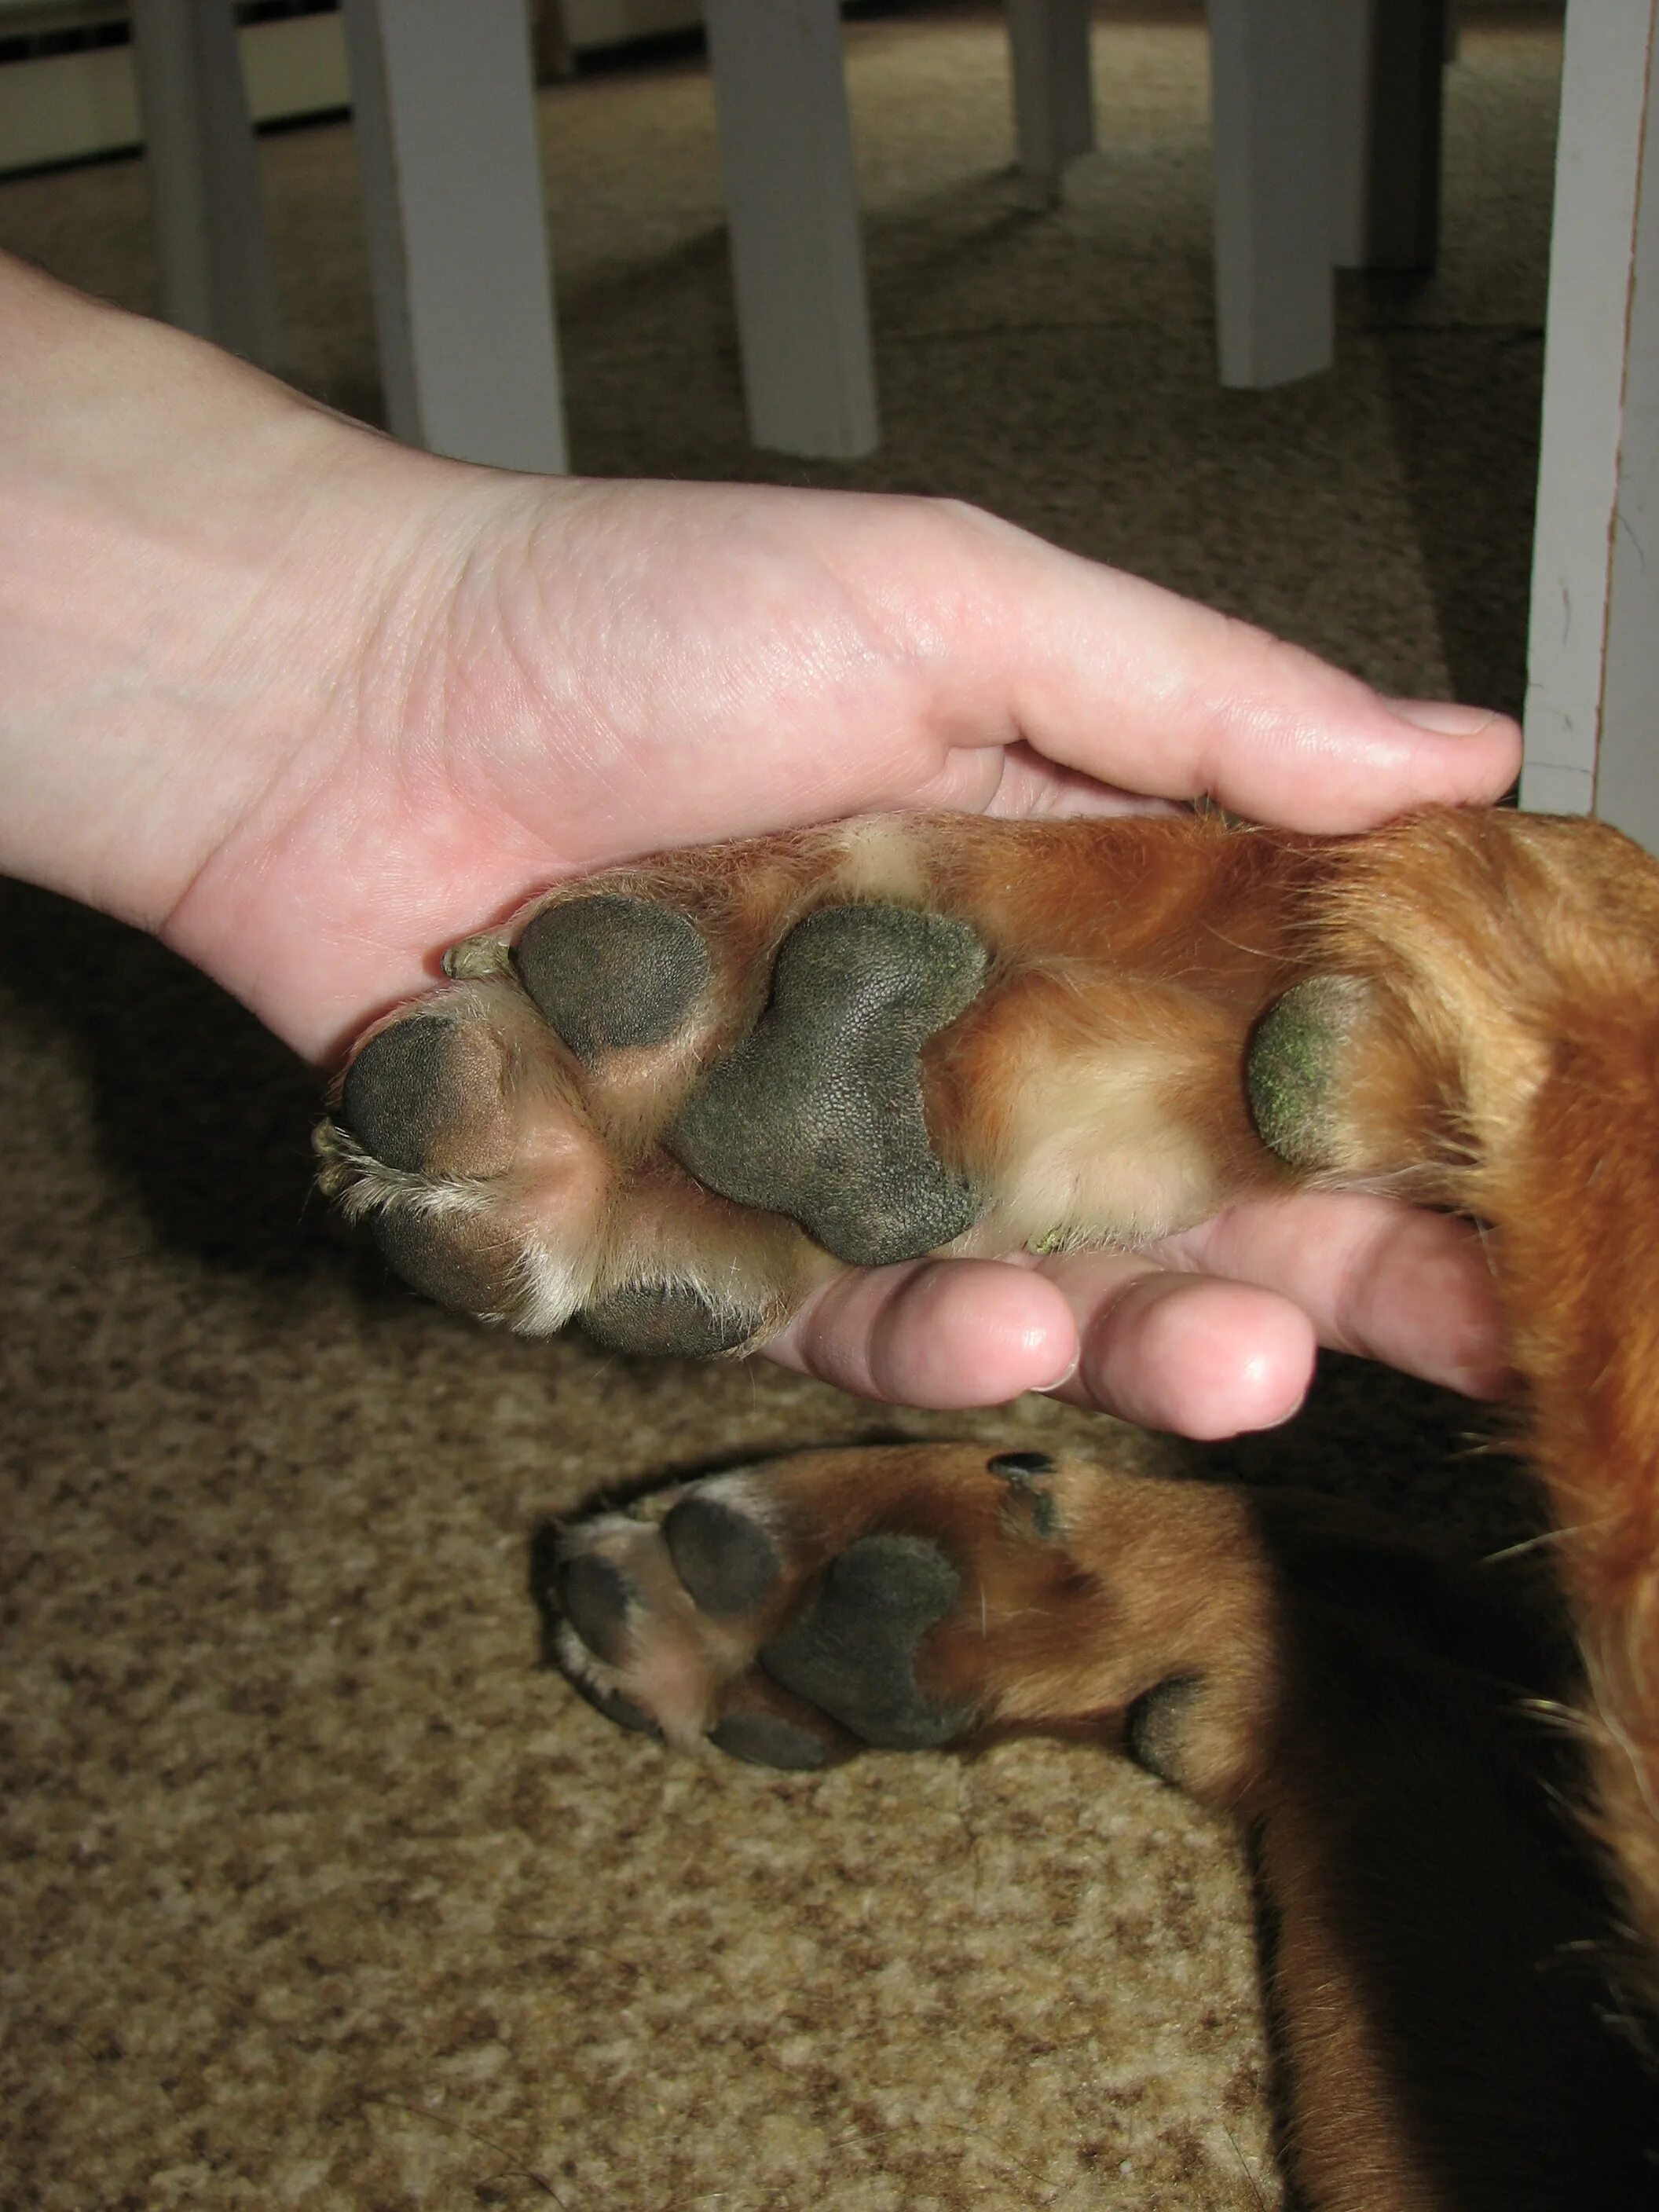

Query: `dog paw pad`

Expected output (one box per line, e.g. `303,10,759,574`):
708,1712,835,1771
515,895,710,1062
341,1016,511,1177
662,1494,783,1615
556,1551,636,1668
568,1673,661,1738
580,1283,763,1359
369,1205,522,1316
758,1533,972,1750
1247,976,1371,1170
1122,1675,1205,1788
667,903,988,1267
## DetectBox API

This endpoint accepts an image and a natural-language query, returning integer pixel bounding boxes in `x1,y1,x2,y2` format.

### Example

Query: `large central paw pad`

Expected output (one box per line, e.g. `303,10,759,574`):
756,1533,972,1749
668,903,988,1267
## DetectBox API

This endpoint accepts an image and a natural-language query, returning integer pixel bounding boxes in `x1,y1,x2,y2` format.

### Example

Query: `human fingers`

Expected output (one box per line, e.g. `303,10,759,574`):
764,1247,1312,1438
926,504,1522,831
764,1193,1506,1433
764,1258,1079,1408
1134,1193,1511,1400
1034,1254,1318,1437
1031,1195,1507,1434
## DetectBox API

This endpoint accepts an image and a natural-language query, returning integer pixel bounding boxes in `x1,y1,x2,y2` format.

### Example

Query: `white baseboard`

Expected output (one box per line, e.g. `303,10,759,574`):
0,2,848,179
0,11,350,175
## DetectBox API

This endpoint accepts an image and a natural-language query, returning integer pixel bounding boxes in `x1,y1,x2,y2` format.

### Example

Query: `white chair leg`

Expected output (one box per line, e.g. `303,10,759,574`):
1329,0,1445,273
1523,0,1659,847
1207,0,1335,388
130,0,284,374
704,0,878,460
1005,0,1094,213
340,0,567,472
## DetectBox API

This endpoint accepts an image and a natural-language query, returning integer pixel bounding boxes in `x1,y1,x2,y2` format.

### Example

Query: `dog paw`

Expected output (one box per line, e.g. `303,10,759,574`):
316,814,1317,1355
544,1456,982,1768
541,1441,1281,1792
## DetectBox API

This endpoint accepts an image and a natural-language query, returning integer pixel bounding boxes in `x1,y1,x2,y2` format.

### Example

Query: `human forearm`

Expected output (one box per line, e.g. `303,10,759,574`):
0,252,423,936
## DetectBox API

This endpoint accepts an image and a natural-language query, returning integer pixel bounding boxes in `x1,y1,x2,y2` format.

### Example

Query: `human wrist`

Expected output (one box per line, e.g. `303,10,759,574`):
0,255,422,936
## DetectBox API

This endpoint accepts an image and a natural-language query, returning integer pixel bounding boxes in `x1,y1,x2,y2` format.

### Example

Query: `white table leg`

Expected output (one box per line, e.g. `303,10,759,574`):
340,0,566,472
1207,0,1335,388
130,0,284,373
1006,0,1095,213
1329,0,1444,273
704,0,878,460
1522,0,1659,844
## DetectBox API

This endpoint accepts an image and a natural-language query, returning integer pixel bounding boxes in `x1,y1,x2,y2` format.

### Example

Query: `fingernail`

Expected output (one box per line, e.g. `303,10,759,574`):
1388,699,1498,737
1034,1350,1079,1394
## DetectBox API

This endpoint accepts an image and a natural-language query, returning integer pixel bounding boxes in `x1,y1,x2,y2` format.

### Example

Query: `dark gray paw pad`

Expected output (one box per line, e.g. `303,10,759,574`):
515,895,710,1062
371,1207,517,1316
1123,1675,1203,1788
580,1284,760,1358
1247,976,1368,1171
709,1712,833,1771
557,1553,635,1668
666,903,989,1267
342,1016,493,1174
569,1673,661,1738
759,1534,972,1750
663,1495,782,1616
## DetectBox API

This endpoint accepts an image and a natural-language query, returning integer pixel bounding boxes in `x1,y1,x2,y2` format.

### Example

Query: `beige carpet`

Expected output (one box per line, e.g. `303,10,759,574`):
0,7,1564,2207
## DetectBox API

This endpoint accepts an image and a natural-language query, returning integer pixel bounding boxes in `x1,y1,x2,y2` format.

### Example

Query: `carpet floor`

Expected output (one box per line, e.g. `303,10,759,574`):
1,5,1564,2207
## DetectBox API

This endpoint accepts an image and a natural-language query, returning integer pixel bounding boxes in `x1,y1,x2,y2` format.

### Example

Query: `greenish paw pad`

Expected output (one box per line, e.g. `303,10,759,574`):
665,903,988,1268
556,1554,634,1668
662,1495,782,1615
1123,1675,1205,1788
1247,976,1368,1171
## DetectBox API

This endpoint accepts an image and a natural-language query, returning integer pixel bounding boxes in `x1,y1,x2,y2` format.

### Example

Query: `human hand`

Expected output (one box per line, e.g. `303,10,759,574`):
0,257,1519,1432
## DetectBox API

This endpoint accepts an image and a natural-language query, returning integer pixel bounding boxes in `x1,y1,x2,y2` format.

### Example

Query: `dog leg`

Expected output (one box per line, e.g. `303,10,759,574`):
1254,808,1659,1988
549,1441,1656,2212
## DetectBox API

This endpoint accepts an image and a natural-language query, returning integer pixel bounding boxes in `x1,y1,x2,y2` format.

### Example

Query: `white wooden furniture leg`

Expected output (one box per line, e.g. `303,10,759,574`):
130,0,284,373
1522,0,1659,843
340,0,567,471
1207,0,1335,388
1328,0,1445,273
1005,0,1095,213
704,0,878,460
